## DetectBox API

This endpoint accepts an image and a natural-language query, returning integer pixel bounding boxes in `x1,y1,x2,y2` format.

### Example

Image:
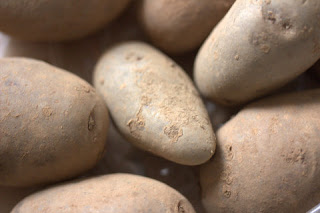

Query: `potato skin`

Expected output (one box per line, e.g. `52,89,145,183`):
0,0,131,41
0,58,109,187
195,0,320,105
200,89,320,212
139,0,234,54
94,41,216,165
12,174,196,213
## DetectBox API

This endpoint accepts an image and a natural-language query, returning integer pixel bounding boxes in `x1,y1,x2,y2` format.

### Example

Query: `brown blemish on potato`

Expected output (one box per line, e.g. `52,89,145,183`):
88,112,95,131
127,107,145,139
42,107,53,117
164,125,183,143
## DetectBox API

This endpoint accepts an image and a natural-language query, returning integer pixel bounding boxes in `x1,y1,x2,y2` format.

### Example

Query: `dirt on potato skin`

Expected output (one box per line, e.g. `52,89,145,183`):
0,57,109,187
201,89,320,213
195,0,320,106
11,174,196,213
94,41,216,166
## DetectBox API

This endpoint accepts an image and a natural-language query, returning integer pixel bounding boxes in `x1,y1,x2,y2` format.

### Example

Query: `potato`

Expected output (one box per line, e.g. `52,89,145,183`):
139,0,234,54
0,57,109,187
12,174,196,213
94,41,216,166
195,0,320,105
0,0,131,41
2,4,145,83
200,89,320,212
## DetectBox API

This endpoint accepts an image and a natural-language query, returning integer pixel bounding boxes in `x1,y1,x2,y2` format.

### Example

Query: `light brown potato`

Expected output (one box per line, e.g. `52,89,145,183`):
93,41,216,165
12,174,196,213
139,0,234,54
87,123,206,213
0,57,109,187
2,5,145,83
195,0,320,105
0,0,131,41
200,89,320,212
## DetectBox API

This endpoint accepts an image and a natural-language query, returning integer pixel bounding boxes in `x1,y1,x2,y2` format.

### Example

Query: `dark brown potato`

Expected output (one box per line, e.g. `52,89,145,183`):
139,0,234,54
0,0,131,41
0,57,109,187
12,174,196,213
201,89,320,212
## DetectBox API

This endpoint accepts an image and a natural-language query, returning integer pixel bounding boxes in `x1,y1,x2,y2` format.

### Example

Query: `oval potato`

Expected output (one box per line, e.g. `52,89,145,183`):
12,174,196,213
195,0,320,105
0,57,109,187
139,0,234,54
0,0,131,41
200,89,320,212
93,41,216,165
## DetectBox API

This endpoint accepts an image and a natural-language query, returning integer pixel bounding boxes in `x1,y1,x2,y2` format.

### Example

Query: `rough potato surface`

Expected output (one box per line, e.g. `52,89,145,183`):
94,42,216,165
195,0,320,105
201,89,320,212
0,58,109,187
12,174,196,213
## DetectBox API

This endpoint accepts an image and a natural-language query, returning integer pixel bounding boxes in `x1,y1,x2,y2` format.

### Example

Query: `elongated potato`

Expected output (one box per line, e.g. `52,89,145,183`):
12,174,196,213
139,0,234,54
0,57,109,187
200,89,320,212
94,41,216,165
195,0,320,105
0,0,131,41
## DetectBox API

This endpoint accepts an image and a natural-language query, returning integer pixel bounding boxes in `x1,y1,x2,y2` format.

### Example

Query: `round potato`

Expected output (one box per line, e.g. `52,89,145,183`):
0,57,109,187
195,0,320,105
139,0,234,54
201,89,320,212
12,174,196,213
93,41,216,166
0,0,131,41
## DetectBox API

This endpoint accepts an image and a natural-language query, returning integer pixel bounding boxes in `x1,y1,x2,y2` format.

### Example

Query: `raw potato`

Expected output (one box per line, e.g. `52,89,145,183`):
139,0,234,54
200,89,320,212
0,0,131,41
195,0,320,105
2,4,145,83
12,174,196,213
94,41,216,165
0,58,109,187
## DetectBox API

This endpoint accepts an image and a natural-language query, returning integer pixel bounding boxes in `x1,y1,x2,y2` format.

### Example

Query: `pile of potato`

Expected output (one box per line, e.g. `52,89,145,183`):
0,0,319,212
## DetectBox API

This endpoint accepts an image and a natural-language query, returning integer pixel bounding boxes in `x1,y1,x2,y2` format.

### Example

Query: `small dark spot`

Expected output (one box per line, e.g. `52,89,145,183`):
282,21,292,30
88,111,95,131
177,200,186,213
224,190,232,198
171,63,177,68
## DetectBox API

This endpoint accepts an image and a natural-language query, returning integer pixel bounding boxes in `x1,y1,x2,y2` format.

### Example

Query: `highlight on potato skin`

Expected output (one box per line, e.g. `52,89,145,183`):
139,0,235,54
201,89,320,213
0,57,109,187
0,0,131,41
12,174,196,213
194,0,320,106
93,41,216,166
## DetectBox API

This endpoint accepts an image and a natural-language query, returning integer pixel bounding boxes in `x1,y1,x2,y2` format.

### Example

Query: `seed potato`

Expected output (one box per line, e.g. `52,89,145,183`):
12,174,196,213
0,0,131,41
201,89,320,212
195,0,320,105
93,41,216,165
0,57,109,187
139,0,234,54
